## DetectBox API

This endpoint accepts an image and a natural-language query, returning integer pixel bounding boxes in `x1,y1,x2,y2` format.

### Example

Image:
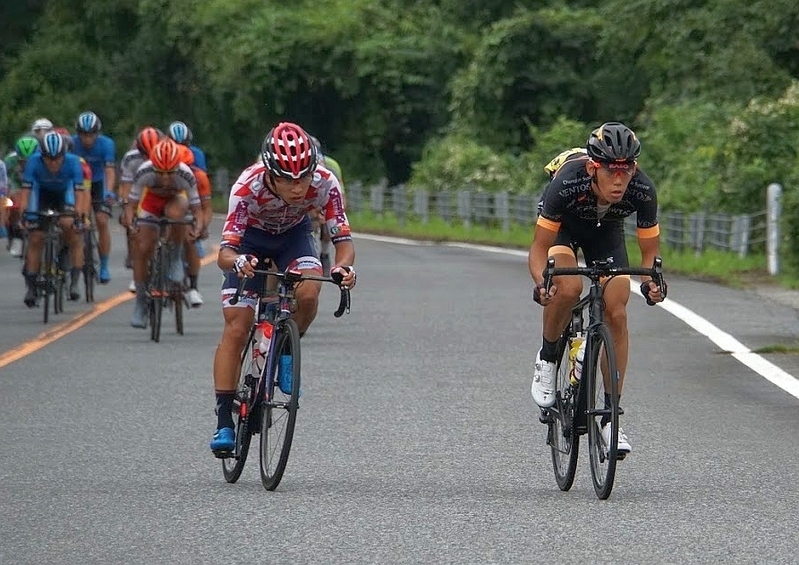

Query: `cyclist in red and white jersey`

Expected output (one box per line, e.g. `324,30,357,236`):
209,122,356,453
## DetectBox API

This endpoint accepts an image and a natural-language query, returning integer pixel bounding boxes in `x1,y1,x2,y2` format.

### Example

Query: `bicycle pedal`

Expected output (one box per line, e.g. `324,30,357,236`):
616,451,629,461
212,449,235,460
538,409,552,424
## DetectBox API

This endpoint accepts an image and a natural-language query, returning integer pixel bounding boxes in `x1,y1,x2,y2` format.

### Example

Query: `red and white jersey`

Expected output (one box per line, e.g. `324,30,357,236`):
129,161,200,206
221,163,352,250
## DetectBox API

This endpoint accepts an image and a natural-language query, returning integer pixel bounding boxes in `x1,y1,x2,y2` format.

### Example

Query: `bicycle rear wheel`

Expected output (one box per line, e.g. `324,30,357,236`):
548,334,580,491
586,323,619,500
260,318,301,491
222,330,258,483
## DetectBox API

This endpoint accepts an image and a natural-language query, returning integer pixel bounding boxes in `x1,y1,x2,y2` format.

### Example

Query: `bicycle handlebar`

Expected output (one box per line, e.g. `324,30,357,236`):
543,256,665,304
228,266,351,318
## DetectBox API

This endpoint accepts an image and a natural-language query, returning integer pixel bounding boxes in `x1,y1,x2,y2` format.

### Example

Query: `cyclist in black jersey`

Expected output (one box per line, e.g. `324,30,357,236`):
528,122,667,456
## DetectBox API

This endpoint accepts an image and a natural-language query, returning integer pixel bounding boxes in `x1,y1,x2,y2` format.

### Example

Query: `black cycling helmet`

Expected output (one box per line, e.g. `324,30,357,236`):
586,122,641,163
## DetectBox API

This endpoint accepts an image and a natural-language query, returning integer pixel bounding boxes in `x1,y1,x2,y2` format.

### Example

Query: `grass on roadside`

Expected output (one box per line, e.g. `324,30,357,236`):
210,197,791,289
348,210,781,288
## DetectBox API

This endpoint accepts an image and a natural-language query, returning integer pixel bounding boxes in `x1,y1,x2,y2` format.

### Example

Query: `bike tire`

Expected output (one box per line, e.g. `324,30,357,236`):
548,332,580,492
260,318,301,491
175,287,184,336
42,238,53,324
54,269,64,314
83,229,95,303
150,250,166,343
222,329,258,483
586,323,619,500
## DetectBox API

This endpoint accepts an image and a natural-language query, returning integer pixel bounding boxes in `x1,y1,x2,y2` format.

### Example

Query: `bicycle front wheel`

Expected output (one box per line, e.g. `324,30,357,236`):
42,239,54,324
548,334,580,491
149,250,168,342
585,323,619,500
174,286,184,336
83,229,95,302
260,318,301,491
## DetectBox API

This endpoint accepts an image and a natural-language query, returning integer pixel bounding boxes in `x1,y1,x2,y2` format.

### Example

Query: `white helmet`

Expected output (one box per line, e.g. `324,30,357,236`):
31,118,54,137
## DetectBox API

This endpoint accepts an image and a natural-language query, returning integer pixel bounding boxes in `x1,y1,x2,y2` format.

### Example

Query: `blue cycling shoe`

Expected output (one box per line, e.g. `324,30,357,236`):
210,427,235,452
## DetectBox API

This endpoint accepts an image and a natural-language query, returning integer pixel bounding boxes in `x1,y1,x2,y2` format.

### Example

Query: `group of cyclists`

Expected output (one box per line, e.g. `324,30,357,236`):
1,114,216,314
3,114,668,462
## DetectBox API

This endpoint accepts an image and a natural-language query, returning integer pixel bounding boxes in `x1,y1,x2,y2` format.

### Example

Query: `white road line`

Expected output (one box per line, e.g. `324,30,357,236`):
356,232,799,400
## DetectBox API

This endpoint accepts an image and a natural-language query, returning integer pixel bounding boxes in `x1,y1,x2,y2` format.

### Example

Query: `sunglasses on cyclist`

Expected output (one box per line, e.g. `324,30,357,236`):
592,160,636,177
153,167,177,174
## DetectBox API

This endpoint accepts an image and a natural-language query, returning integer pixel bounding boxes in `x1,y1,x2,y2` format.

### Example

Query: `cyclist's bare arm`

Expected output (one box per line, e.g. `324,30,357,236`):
333,239,355,269
528,224,558,287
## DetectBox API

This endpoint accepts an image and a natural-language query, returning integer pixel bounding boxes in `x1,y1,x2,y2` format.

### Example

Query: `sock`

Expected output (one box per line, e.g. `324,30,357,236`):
215,391,235,430
189,275,198,290
601,393,618,427
71,267,82,284
100,255,109,270
540,338,559,362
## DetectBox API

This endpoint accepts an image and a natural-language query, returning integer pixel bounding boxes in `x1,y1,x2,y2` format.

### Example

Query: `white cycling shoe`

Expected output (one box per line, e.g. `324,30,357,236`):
186,288,204,308
601,423,632,458
531,349,557,408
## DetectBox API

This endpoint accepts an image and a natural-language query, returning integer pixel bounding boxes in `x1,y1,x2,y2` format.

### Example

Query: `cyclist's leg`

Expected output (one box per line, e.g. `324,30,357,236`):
212,231,267,449
91,181,112,283
182,210,203,306
581,225,631,391
22,225,44,306
581,225,631,453
532,229,583,408
163,195,190,283
274,218,323,336
130,194,165,327
59,211,84,301
542,228,584,349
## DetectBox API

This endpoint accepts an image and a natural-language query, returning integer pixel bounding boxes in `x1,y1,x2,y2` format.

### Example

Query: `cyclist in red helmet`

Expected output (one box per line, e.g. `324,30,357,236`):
209,121,357,453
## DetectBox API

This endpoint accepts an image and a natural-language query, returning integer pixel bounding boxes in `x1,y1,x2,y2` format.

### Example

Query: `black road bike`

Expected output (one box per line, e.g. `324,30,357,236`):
142,218,194,343
540,256,664,499
34,210,72,324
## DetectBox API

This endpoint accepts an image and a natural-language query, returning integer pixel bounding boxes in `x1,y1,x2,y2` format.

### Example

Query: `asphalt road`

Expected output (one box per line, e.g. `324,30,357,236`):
2,222,799,564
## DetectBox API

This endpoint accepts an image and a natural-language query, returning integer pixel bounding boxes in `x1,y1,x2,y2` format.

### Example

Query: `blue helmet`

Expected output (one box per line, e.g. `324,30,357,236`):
76,111,102,134
41,131,66,158
167,121,193,145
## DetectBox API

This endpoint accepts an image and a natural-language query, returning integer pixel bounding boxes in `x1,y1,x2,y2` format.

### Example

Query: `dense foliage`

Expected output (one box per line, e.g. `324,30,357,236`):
3,0,799,264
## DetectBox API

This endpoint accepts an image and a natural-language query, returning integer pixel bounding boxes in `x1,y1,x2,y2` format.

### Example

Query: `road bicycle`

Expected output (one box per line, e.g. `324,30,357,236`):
33,210,72,324
540,256,664,499
219,262,351,490
81,211,100,303
140,217,194,342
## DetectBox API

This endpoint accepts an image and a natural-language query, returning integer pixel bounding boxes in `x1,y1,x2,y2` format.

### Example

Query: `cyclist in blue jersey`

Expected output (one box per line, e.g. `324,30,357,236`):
71,111,117,283
167,121,207,172
19,132,88,306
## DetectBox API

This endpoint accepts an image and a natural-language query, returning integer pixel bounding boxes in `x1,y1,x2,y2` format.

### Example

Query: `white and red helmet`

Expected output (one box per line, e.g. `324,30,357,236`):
260,122,318,179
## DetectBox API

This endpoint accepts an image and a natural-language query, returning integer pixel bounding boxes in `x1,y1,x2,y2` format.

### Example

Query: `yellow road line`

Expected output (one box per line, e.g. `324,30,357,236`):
0,246,219,369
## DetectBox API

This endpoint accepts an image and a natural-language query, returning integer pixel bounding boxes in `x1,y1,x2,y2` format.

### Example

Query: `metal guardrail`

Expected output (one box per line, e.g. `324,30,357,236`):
344,180,774,259
211,169,781,266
